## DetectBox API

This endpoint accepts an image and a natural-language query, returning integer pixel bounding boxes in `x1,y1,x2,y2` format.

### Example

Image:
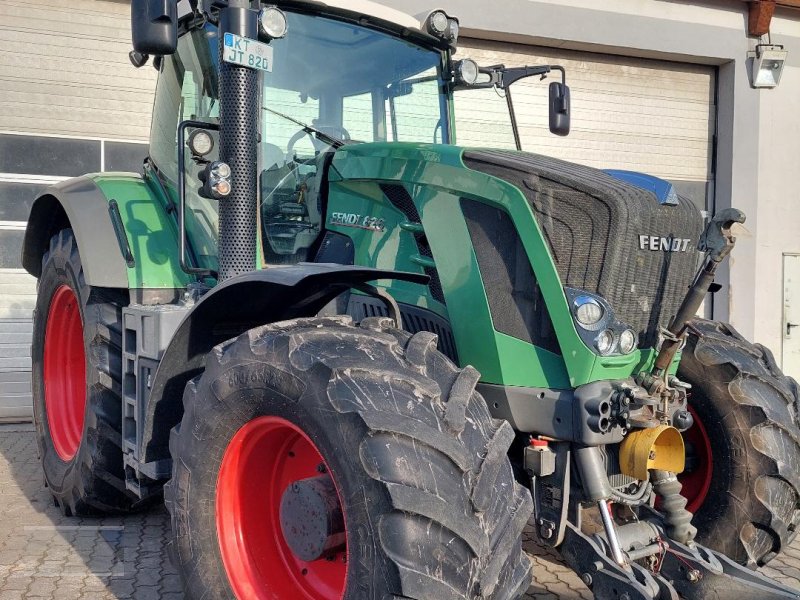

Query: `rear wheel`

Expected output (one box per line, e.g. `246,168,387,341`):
165,316,533,599
32,229,139,515
678,318,800,567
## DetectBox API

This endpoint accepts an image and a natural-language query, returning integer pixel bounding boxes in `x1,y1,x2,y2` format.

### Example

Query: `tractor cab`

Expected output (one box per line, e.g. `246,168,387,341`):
143,4,455,271
137,0,569,271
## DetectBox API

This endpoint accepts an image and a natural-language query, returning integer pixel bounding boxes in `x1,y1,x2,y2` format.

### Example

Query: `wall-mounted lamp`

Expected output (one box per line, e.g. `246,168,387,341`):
751,44,788,88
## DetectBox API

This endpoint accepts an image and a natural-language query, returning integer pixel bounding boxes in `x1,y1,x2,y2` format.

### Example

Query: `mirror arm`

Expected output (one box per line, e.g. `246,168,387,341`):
505,87,522,151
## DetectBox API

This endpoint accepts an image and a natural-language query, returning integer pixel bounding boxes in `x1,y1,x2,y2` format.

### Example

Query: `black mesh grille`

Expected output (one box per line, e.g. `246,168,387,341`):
217,47,259,280
462,199,560,354
464,150,703,348
380,184,445,304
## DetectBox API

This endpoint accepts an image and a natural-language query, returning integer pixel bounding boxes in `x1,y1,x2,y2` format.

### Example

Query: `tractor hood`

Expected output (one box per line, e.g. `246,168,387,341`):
328,142,701,387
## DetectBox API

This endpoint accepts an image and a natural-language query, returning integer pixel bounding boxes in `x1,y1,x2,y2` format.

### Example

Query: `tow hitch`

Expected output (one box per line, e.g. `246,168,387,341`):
560,511,800,600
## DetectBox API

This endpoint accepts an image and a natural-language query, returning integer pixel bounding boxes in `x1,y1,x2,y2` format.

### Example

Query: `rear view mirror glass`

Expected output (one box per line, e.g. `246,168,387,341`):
549,82,571,136
131,0,178,56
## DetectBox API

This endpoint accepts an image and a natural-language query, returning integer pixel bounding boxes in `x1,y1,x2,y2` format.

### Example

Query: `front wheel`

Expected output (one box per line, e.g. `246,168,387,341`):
678,318,800,567
165,316,533,599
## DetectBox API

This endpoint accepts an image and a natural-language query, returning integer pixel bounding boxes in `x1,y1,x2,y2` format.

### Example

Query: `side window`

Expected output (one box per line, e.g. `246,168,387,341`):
383,68,448,144
149,29,220,273
343,92,379,142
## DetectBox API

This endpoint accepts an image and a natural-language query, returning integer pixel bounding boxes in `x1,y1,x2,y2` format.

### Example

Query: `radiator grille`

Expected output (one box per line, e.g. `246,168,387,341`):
464,150,703,348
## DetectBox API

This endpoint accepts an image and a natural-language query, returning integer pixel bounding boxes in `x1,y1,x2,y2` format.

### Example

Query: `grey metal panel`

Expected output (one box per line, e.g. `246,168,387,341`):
22,176,131,287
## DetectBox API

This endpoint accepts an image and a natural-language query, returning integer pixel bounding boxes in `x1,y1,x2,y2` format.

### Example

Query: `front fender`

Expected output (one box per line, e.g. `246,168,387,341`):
139,263,428,466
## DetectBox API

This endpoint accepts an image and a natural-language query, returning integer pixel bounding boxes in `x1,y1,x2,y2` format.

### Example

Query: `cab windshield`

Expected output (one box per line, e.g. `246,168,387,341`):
150,11,450,269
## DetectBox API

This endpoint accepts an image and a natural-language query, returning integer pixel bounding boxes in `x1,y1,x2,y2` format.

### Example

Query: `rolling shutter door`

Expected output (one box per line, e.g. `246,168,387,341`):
0,0,155,421
454,39,716,210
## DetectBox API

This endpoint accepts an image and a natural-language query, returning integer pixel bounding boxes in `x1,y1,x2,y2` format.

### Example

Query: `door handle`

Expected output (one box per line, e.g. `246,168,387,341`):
788,322,800,336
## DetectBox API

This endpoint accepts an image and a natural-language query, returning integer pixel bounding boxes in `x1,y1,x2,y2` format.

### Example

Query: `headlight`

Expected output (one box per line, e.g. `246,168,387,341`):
596,330,615,355
259,6,288,39
619,329,637,354
574,296,604,328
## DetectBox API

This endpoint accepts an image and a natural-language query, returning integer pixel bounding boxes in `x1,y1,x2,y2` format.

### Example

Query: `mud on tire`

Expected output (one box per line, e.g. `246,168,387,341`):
165,316,533,599
678,318,800,567
31,229,141,515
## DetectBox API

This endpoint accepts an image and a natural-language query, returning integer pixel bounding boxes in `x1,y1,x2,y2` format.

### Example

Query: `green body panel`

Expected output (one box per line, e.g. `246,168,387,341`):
88,173,191,289
83,144,680,389
328,142,680,388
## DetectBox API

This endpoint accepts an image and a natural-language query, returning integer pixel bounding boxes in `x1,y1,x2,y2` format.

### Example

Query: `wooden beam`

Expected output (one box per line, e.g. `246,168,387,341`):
738,0,800,10
748,0,777,36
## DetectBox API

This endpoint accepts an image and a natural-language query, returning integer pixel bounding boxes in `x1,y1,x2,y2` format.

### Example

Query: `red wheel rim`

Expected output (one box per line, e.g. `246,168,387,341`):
679,405,713,514
216,416,348,600
43,285,86,462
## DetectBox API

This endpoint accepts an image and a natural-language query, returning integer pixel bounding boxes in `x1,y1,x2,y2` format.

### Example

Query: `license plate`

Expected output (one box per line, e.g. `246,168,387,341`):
223,33,273,72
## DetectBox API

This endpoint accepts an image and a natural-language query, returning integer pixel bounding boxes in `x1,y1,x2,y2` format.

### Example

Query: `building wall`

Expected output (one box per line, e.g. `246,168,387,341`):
0,0,154,420
0,0,156,140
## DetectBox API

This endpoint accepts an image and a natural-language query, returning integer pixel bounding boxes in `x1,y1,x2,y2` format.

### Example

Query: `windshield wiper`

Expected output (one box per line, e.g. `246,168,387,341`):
261,106,346,149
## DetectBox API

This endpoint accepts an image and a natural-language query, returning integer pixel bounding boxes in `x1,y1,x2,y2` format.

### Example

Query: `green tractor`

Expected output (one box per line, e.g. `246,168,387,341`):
22,0,800,598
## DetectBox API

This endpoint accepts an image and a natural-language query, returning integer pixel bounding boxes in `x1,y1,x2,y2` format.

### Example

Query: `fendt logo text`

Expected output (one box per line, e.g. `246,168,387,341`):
638,235,692,252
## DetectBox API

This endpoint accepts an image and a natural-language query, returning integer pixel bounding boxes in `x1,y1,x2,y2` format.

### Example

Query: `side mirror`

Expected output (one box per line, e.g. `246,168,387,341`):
548,82,571,136
131,0,178,56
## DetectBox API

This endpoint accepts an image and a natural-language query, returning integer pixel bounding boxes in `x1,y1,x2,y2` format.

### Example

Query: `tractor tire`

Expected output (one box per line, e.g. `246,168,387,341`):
677,318,800,567
31,229,139,515
165,316,533,600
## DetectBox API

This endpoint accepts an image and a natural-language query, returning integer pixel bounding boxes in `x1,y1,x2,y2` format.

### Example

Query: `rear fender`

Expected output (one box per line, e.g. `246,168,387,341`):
22,173,189,289
139,264,428,466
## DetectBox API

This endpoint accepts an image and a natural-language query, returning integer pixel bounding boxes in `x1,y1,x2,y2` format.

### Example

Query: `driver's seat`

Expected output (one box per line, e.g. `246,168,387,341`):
260,143,295,206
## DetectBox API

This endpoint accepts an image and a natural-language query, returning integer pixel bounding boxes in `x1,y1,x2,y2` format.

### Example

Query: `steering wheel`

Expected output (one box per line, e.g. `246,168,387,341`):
286,125,351,160
286,129,316,161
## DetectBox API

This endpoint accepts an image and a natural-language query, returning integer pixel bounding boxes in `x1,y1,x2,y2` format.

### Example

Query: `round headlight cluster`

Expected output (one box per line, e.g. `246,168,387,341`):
595,330,615,355
574,296,604,329
618,329,637,354
568,289,639,356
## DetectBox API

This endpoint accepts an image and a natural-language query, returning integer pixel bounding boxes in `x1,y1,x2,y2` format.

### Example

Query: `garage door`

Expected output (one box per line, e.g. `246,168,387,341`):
454,39,716,211
0,0,155,421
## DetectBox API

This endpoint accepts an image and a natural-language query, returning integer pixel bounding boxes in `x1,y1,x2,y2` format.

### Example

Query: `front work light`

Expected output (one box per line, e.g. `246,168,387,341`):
751,44,787,88
187,129,214,158
427,10,448,35
455,59,479,85
618,329,637,354
259,6,288,40
596,330,615,356
422,10,459,47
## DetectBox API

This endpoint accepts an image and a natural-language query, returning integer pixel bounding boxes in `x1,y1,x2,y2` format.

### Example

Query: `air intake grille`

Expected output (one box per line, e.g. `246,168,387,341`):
379,184,445,304
464,150,703,348
461,199,560,354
